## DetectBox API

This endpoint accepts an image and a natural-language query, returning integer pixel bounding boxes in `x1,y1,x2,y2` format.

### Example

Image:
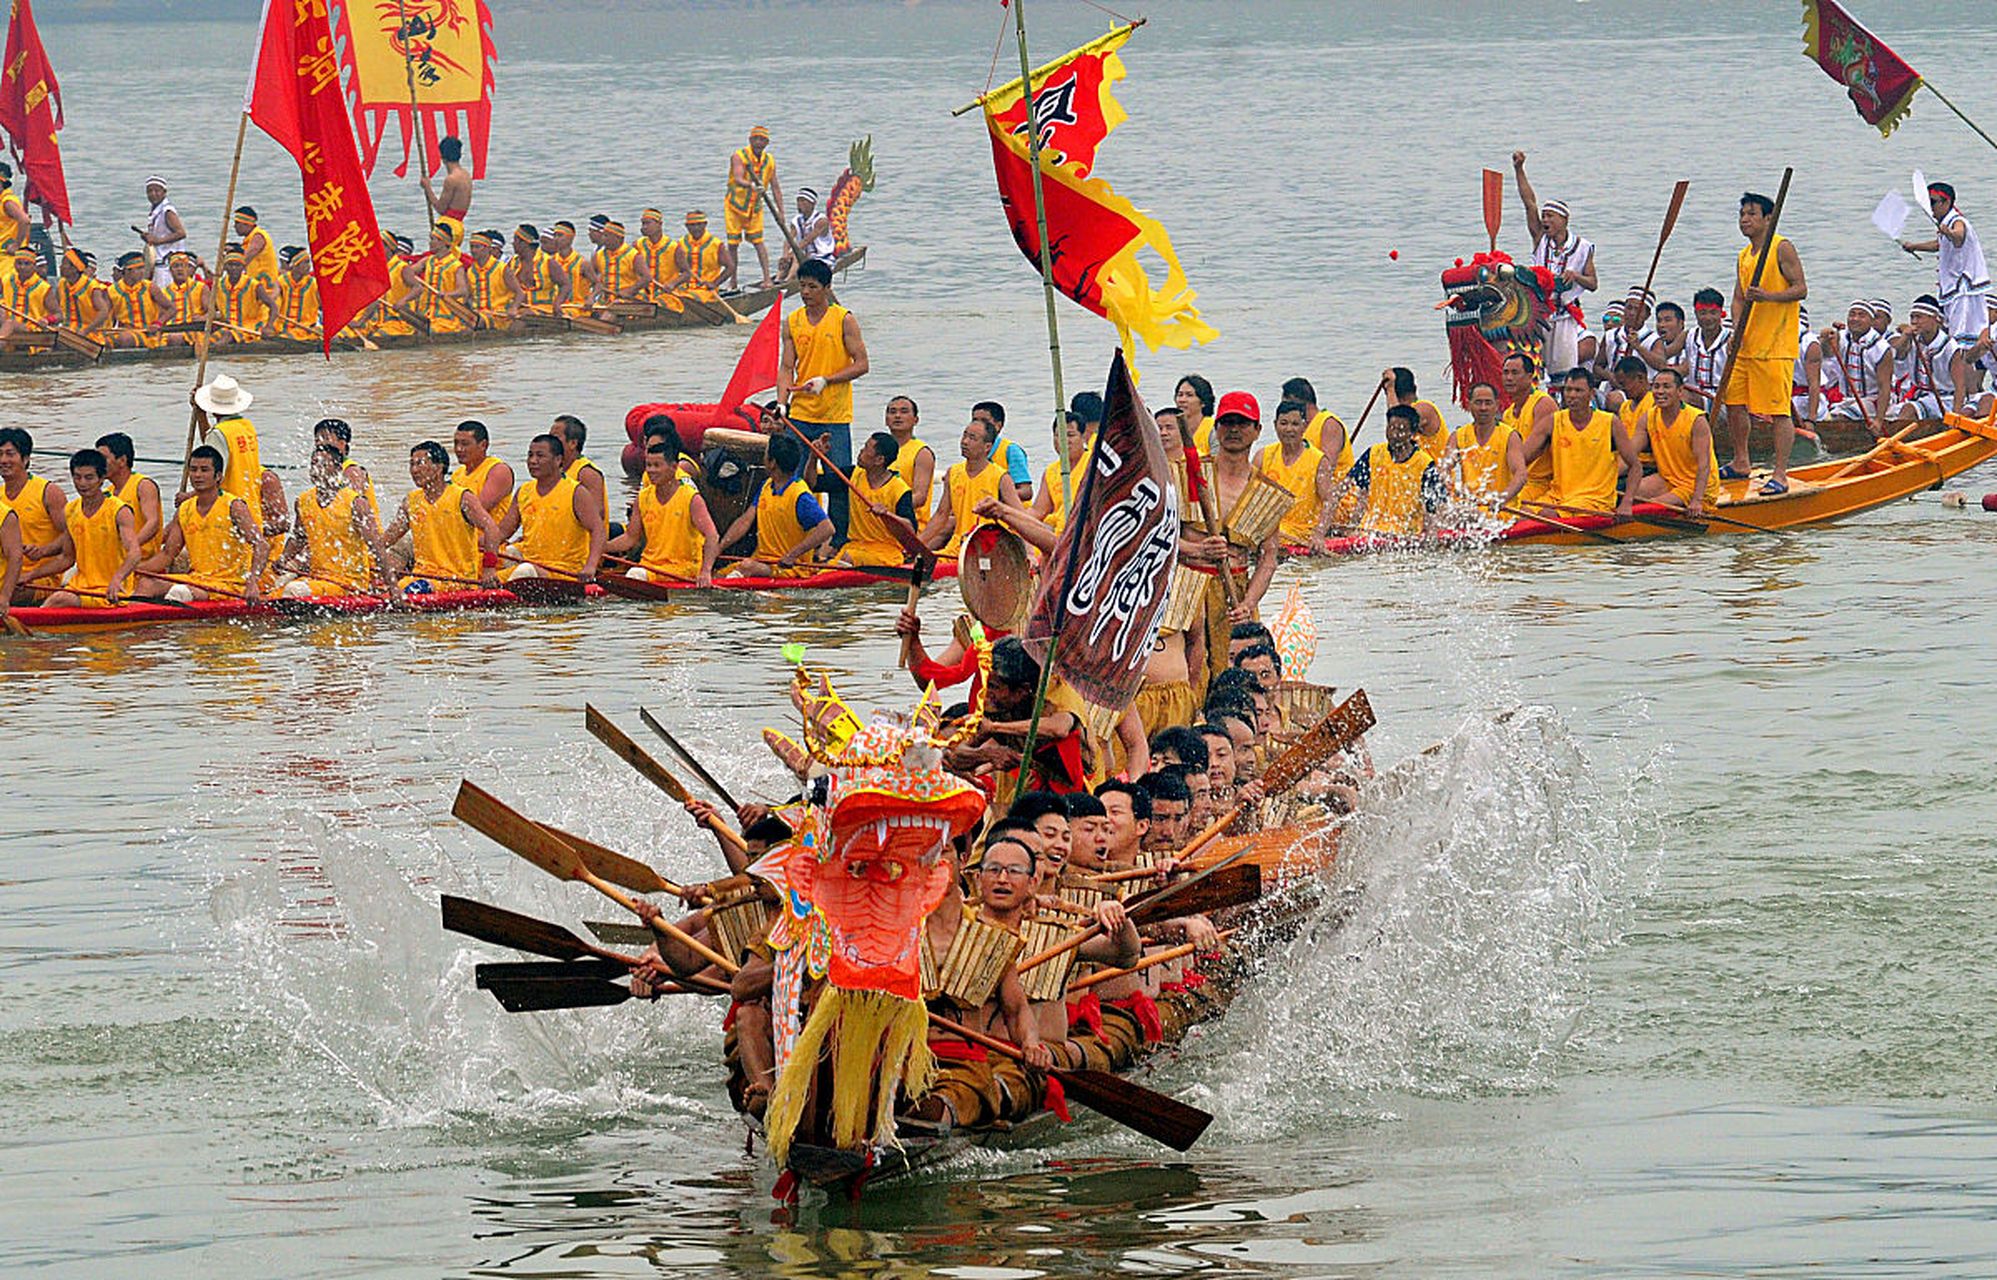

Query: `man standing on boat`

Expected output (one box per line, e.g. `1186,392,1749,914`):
1723,191,1807,495
135,177,187,290
1513,151,1596,380
1901,182,1987,378
723,125,781,292
778,258,869,542
420,136,474,223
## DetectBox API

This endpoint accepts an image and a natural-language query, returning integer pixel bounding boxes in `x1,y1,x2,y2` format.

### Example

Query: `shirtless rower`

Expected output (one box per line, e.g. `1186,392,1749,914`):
1523,368,1641,517
137,445,269,603
1722,190,1808,495
276,445,390,598
1513,151,1597,377
919,414,1019,558
1629,369,1715,517
1255,398,1337,552
884,394,935,525
1448,380,1528,509
421,136,474,223
451,419,515,526
95,433,163,563
604,435,719,587
0,427,68,597
1328,404,1446,537
492,433,607,582
1197,391,1284,641
30,450,142,608
828,431,917,568
716,432,833,578
378,441,503,592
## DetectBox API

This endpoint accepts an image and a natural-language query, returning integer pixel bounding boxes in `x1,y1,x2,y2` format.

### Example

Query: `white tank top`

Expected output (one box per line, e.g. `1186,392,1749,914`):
792,212,835,262
1937,210,1989,300
1793,324,1819,386
1532,232,1594,309
1910,330,1957,396
1682,326,1731,395
147,198,186,261
1836,331,1887,399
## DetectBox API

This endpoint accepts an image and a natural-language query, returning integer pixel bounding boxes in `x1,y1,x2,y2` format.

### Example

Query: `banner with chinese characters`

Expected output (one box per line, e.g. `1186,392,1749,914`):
246,0,392,352
331,0,497,178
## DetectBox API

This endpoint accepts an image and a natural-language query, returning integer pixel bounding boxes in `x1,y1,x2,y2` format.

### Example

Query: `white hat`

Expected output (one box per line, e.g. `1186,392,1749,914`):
194,374,253,416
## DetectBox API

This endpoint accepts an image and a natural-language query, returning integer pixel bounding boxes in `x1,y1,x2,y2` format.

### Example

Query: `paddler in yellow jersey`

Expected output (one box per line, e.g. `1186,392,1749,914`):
1723,189,1808,495
138,444,269,603
828,430,917,568
1029,410,1090,534
546,222,584,312
1384,366,1451,462
212,244,273,344
779,257,870,540
605,432,719,587
506,224,569,316
920,414,1019,558
312,418,380,516
551,414,610,531
1328,404,1446,538
462,229,512,327
633,208,679,307
451,419,515,527
1520,367,1640,517
54,248,111,338
1448,381,1527,510
32,449,142,608
0,161,31,281
723,124,781,291
1500,351,1558,504
973,400,1036,504
492,433,607,581
884,393,935,523
267,246,320,342
1281,376,1351,480
580,214,648,313
668,209,727,300
193,375,288,540
366,232,419,336
0,426,70,597
0,508,19,623
1254,398,1338,553
1629,368,1716,517
106,251,169,349
717,431,833,578
95,432,163,562
0,245,53,338
405,218,472,334
159,251,207,345
378,440,504,592
232,207,279,282
276,445,390,598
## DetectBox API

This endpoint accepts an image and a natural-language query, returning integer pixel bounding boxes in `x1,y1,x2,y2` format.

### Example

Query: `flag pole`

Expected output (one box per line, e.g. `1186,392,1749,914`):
177,107,251,491
1921,82,1997,155
396,0,436,228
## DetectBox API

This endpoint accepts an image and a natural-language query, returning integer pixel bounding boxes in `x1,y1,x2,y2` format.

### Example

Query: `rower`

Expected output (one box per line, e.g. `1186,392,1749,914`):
1208,391,1286,629
135,176,186,288
379,441,503,592
546,221,584,301
0,509,18,623
1384,367,1449,459
1232,642,1281,694
1678,291,1733,415
1148,727,1208,784
312,418,379,515
212,244,272,343
159,251,206,343
1195,721,1238,807
1630,369,1716,517
1886,295,1958,422
945,638,1098,802
1449,380,1528,509
1643,299,1688,373
1328,404,1445,536
671,210,726,300
405,218,471,334
779,258,869,541
1523,367,1641,517
507,224,569,315
1793,306,1826,424
638,412,702,484
139,445,269,603
972,400,1035,502
229,207,277,283
1177,374,1217,455
1722,190,1808,495
0,427,68,598
1227,620,1273,665
633,209,675,304
107,251,168,349
884,394,935,524
723,124,781,291
1821,299,1893,427
1512,151,1597,376
451,419,515,526
1010,792,1073,896
919,414,1019,558
716,432,832,578
1254,398,1337,552
604,435,720,587
1029,409,1088,534
580,214,647,311
463,230,512,326
1133,621,1196,748
550,415,609,528
268,247,320,342
1900,180,1987,377
829,431,917,568
421,135,475,223
492,433,607,582
54,248,110,337
1500,352,1558,504
1596,286,1661,382
1,245,52,338
1139,770,1193,854
95,433,163,562
276,445,389,598
775,186,835,283
33,450,142,608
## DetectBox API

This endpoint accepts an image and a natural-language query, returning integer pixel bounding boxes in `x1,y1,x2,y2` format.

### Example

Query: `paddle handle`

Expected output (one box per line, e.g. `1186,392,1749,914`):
497,549,589,584
573,866,740,975
1346,379,1387,450
898,579,921,668
1499,502,1619,545
1637,179,1691,307
1714,167,1794,412
927,1011,1033,1067
1068,928,1237,993
587,705,752,857
135,568,252,602
1189,456,1242,609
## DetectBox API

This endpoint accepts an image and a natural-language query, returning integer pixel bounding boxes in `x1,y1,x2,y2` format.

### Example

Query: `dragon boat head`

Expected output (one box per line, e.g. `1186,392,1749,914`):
1439,251,1555,406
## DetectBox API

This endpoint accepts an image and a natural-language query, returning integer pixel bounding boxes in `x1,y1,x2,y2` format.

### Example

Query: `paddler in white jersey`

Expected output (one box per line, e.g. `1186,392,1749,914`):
134,176,187,290
1884,295,1958,422
1901,180,1989,409
1512,150,1596,380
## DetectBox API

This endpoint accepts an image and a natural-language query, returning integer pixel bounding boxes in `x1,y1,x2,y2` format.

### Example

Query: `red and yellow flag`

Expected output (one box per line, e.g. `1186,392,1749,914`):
0,0,70,223
332,0,498,178
981,25,1215,355
1801,0,1922,137
247,0,393,353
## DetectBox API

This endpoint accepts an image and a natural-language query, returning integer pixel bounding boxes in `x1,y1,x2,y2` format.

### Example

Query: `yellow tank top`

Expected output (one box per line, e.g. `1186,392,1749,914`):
1413,401,1450,461
165,278,206,324
277,274,318,335
111,280,159,330
843,468,912,566
7,272,50,322
943,460,1004,557
1040,457,1083,533
210,415,265,529
176,492,252,589
113,472,162,558
678,234,725,289
1504,389,1555,502
58,276,104,328
786,304,853,424
1451,421,1516,501
415,254,463,325
636,235,674,295
519,252,559,308
1736,233,1800,361
0,191,25,256
409,482,481,582
242,230,279,283
1255,441,1326,544
453,455,512,523
1,474,60,548
553,249,582,291
754,475,822,564
1360,443,1436,536
728,146,776,213
892,436,933,523
563,456,598,487
636,477,705,580
515,476,590,573
1646,404,1718,501
1306,409,1353,476
1191,415,1216,455
64,495,128,592
594,244,638,298
219,272,267,330
1549,408,1618,513
298,486,372,584
466,258,511,315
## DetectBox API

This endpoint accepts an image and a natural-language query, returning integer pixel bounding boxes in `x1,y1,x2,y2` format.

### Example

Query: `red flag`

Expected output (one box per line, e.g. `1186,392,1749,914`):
246,0,392,354
0,0,70,224
1801,0,1923,137
717,295,782,413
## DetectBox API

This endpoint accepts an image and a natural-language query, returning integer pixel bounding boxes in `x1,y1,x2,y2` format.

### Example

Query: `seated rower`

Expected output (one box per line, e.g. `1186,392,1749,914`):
1255,398,1338,553
1232,641,1281,694
275,445,390,598
378,441,503,592
451,419,515,527
506,224,569,317
605,434,719,587
1137,770,1194,856
1384,366,1452,462
919,415,1019,559
581,215,648,312
95,433,163,565
1885,294,1958,422
944,638,1099,803
1,246,54,340
492,433,608,582
717,432,833,578
1608,355,1655,476
267,246,320,342
54,248,111,339
1630,368,1716,516
829,430,918,568
638,413,703,485
211,243,272,344
106,251,169,349
1195,720,1239,810
462,230,512,328
1501,352,1559,505
1449,380,1528,510
159,251,207,345
1328,404,1446,537
1522,366,1641,518
1028,410,1089,534
0,508,18,623
552,414,610,527
312,417,379,515
404,219,472,334
0,426,68,599
32,449,142,608
138,445,269,602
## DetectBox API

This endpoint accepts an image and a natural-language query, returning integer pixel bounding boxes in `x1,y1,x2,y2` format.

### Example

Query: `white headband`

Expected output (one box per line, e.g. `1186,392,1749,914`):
1541,199,1570,219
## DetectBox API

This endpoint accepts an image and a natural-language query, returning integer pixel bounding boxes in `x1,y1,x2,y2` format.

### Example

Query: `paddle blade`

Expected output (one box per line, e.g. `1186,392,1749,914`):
1261,689,1376,795
1129,862,1261,923
1658,179,1690,246
584,919,657,946
453,780,585,884
638,707,743,811
483,975,635,1013
474,958,629,986
505,577,588,605
441,894,613,964
595,573,679,602
538,821,679,897
1053,1068,1213,1151
586,704,693,804
1481,168,1503,244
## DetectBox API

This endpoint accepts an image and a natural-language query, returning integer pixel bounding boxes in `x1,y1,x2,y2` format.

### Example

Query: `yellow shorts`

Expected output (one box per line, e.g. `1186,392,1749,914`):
1134,677,1196,739
835,540,903,568
1724,357,1792,417
724,198,764,243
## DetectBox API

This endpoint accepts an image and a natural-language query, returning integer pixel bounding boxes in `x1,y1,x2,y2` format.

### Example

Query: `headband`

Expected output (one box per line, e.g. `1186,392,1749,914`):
64,246,88,272
434,216,464,247
1624,285,1655,303
641,207,663,220
1910,298,1944,319
749,125,770,141
514,223,538,241
587,214,610,229
685,209,708,226
222,249,245,265
1866,298,1891,315
117,250,144,268
470,230,499,249
602,219,624,235
797,186,819,204
553,220,575,233
234,207,257,223
1541,199,1570,218
145,174,167,189
1692,299,1725,312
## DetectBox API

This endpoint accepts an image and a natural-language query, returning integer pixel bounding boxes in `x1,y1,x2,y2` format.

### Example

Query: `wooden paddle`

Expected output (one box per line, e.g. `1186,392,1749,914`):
533,817,690,900
134,569,255,602
1712,167,1795,421
441,894,731,996
584,704,752,858
451,779,741,975
475,958,628,982
1068,929,1239,993
1343,379,1389,453
1124,861,1262,922
409,279,482,329
1533,497,1708,534
1636,180,1691,310
3,613,34,637
0,301,105,359
926,1013,1213,1151
637,708,744,812
1482,168,1504,254
480,973,695,1013
1498,502,1622,546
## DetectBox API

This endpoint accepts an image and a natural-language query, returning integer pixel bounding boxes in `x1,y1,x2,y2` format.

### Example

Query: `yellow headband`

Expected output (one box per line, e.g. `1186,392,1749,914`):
749,125,770,141
434,216,464,247
603,220,625,235
684,210,707,226
642,207,663,220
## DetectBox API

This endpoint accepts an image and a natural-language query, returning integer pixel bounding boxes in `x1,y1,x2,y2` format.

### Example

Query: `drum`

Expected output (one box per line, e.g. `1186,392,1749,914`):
1158,561,1214,635
959,523,1033,631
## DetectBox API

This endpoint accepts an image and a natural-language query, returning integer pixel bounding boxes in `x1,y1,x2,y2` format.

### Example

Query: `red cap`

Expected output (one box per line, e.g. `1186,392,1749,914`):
1214,390,1260,424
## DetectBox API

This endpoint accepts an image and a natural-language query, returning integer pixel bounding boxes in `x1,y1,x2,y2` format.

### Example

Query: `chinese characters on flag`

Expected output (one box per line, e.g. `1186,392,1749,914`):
0,0,72,223
247,0,391,352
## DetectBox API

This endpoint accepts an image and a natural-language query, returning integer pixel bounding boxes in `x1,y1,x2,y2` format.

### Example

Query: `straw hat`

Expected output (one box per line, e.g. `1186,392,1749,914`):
194,374,253,416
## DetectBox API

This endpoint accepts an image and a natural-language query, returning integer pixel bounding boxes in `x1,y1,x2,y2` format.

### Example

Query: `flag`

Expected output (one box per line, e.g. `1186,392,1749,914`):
981,25,1215,355
1801,0,1922,137
247,0,393,353
0,0,70,223
331,0,497,178
1022,349,1180,739
718,294,782,413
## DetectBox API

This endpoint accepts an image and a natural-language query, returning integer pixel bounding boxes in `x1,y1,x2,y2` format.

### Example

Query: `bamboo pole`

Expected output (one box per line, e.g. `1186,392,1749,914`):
397,0,437,229
177,109,251,492
1922,82,1997,155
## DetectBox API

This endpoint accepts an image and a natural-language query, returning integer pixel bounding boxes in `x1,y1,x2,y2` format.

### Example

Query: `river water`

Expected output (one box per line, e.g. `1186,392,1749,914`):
7,2,1997,1276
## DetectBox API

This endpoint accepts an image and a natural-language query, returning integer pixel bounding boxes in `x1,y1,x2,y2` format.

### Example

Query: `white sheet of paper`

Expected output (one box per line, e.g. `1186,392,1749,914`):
1912,169,1930,222
1873,189,1912,239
